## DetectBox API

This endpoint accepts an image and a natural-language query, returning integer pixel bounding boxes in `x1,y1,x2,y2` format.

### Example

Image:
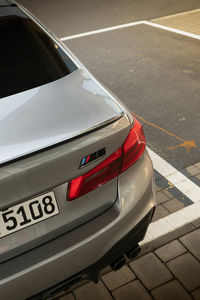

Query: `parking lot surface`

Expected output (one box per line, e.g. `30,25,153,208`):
18,0,200,37
64,24,200,169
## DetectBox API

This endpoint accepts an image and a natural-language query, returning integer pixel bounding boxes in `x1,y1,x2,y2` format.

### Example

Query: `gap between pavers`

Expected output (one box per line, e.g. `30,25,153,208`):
139,202,200,256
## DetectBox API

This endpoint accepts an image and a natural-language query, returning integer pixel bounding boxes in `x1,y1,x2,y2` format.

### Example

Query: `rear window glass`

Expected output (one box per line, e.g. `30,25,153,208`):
0,6,77,99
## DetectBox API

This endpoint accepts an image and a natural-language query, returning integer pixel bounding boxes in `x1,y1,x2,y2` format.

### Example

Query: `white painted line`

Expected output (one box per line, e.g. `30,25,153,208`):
61,19,200,41
141,201,200,247
147,147,200,203
151,8,200,21
60,20,144,41
143,20,200,40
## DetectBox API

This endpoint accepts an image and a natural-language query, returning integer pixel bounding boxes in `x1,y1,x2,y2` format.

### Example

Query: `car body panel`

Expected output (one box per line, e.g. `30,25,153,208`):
0,2,156,299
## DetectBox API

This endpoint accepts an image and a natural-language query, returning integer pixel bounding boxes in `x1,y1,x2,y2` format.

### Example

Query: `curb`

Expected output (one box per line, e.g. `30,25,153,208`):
139,202,200,256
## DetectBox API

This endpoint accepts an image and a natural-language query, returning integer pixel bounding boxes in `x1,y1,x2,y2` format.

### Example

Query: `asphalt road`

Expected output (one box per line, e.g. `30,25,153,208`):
18,0,200,37
18,0,200,169
65,25,200,169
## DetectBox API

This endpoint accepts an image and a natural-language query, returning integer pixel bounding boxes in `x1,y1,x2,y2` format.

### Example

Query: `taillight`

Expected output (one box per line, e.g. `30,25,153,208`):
67,149,122,201
67,118,145,201
121,118,145,172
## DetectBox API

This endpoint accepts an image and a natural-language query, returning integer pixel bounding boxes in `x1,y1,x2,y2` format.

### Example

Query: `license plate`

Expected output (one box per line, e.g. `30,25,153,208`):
0,191,59,238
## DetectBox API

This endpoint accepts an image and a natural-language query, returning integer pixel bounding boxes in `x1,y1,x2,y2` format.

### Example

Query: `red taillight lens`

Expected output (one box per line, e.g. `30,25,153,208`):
67,118,145,201
67,148,122,201
121,118,145,172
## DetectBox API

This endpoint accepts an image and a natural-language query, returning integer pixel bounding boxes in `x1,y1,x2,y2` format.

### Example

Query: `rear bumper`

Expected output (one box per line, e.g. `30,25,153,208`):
28,207,155,300
90,206,155,273
0,151,155,300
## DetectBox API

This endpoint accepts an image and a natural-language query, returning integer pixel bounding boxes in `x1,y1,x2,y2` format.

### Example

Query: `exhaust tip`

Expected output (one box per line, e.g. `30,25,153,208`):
110,256,126,271
126,245,141,260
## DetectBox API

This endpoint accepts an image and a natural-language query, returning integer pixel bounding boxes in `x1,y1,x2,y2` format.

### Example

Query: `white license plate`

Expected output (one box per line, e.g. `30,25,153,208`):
0,191,59,238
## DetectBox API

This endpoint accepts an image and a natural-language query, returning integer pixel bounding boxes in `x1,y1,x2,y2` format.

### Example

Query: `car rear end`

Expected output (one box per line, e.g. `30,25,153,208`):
0,1,156,299
0,115,155,300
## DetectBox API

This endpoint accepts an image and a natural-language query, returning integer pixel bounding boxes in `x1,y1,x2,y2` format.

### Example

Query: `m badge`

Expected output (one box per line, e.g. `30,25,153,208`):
80,148,106,168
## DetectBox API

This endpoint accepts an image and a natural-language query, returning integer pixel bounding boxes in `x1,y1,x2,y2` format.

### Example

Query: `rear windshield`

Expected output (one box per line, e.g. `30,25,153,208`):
0,6,77,99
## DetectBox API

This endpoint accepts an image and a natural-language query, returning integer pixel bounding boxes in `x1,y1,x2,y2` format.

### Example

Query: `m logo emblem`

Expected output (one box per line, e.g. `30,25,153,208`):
80,148,106,168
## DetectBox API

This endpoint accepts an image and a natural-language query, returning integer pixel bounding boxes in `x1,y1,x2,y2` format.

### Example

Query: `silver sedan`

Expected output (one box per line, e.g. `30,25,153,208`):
0,1,156,299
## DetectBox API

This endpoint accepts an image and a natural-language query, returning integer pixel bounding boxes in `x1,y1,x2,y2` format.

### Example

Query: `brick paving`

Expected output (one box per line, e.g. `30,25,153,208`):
152,162,200,222
152,9,200,36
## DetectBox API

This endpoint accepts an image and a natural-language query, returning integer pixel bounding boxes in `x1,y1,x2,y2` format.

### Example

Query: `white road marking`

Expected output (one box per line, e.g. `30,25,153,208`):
143,20,200,40
147,147,200,203
60,20,144,41
152,8,200,21
61,19,200,41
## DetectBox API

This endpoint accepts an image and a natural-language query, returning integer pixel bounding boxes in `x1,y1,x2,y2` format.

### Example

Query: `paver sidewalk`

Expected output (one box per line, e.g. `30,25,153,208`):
51,218,200,300
152,9,200,35
153,162,200,222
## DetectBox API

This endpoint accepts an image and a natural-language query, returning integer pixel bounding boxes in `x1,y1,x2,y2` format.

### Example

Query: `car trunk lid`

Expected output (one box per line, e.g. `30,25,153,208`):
0,69,123,165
